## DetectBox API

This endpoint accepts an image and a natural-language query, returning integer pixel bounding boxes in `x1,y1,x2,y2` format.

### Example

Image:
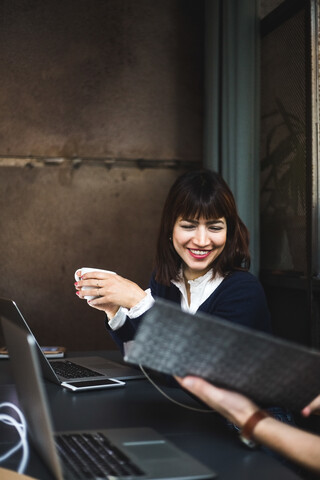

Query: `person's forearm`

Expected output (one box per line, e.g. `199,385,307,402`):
177,376,320,474
254,417,320,473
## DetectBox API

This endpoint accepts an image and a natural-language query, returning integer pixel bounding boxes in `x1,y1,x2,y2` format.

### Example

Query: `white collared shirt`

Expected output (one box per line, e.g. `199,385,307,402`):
171,269,224,314
108,269,224,330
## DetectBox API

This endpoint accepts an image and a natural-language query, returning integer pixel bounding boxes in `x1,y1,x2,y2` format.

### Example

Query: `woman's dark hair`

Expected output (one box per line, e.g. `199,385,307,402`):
154,169,250,285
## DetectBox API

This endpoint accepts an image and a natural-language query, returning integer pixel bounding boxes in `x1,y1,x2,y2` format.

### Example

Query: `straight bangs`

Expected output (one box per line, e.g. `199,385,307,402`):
175,189,229,223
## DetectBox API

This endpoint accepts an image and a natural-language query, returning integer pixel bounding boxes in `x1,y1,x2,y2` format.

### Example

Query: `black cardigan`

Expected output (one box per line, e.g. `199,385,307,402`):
106,270,272,354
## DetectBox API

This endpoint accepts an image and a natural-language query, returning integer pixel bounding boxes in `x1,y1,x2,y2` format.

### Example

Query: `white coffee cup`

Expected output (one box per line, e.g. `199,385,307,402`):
74,267,116,300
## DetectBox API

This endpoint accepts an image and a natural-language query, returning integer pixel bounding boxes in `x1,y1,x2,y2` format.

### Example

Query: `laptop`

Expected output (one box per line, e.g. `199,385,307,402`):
0,297,143,384
1,316,216,480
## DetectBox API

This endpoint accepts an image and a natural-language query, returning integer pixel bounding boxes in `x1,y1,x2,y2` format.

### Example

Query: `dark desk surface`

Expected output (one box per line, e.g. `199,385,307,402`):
0,351,302,480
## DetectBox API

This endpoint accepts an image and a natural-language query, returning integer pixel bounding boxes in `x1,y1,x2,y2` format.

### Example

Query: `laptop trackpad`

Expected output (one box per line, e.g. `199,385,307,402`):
73,356,121,368
124,441,179,460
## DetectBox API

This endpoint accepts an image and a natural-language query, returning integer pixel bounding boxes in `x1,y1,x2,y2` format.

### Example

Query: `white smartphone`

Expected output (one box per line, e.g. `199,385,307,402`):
61,378,125,391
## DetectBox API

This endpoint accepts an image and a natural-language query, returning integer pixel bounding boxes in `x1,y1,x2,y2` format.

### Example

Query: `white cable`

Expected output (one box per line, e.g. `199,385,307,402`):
139,365,213,413
0,402,29,473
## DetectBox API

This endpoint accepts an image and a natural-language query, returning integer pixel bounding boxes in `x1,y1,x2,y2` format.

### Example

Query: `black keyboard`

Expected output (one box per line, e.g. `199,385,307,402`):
55,432,144,479
50,360,104,379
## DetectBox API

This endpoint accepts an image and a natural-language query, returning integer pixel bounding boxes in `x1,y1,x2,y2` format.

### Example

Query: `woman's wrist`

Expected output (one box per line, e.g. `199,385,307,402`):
127,290,147,310
239,409,269,448
126,289,154,319
104,305,120,319
237,406,260,428
227,399,259,429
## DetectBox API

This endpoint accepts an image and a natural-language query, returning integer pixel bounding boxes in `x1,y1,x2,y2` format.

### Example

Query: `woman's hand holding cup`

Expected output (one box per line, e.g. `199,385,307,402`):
74,267,146,317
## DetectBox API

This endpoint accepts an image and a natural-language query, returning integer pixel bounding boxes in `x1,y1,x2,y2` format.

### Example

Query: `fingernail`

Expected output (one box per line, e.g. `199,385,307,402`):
76,291,80,296
182,377,194,388
74,282,78,286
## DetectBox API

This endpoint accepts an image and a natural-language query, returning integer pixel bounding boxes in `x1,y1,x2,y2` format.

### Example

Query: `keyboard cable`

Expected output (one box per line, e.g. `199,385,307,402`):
139,364,213,413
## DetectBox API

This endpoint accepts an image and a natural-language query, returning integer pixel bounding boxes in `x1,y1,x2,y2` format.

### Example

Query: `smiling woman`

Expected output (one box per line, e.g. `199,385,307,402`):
74,169,295,465
74,169,271,351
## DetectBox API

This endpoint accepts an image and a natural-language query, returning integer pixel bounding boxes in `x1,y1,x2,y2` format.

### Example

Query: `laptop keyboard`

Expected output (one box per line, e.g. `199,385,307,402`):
55,432,144,478
50,360,104,379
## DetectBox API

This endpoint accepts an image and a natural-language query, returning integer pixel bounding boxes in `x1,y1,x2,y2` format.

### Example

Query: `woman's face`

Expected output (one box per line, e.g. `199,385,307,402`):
172,216,227,280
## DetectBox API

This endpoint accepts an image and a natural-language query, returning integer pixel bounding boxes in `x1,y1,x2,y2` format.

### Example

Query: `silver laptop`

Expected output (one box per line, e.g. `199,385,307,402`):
0,297,143,384
1,316,216,480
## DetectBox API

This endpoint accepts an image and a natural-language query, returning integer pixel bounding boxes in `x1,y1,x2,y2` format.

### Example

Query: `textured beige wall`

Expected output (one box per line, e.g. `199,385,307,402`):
0,0,204,160
0,165,188,350
0,0,204,350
